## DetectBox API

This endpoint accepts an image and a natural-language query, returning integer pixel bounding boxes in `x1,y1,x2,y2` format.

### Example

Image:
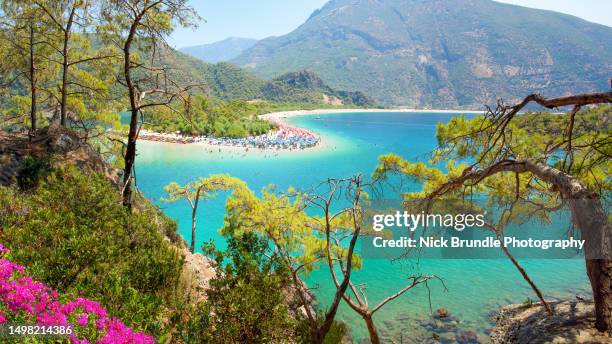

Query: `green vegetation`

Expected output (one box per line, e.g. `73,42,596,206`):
0,165,186,338
517,105,611,139
144,96,273,138
143,81,373,138
0,156,353,343
163,175,247,252
180,229,299,343
15,155,52,191
262,70,374,106
1,0,609,340
374,102,611,332
156,46,375,107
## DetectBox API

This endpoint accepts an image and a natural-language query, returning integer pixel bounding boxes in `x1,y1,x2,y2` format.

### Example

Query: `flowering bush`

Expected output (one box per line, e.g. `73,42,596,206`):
0,167,184,337
0,244,154,344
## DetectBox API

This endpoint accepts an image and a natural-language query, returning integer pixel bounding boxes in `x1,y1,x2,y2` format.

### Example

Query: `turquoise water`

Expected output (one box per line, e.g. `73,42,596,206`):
136,112,589,342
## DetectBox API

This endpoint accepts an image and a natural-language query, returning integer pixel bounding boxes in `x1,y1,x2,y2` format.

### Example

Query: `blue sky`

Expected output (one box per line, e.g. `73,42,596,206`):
169,0,612,48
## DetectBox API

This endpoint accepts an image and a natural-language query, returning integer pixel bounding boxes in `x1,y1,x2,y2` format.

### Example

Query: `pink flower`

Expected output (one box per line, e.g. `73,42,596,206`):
0,243,155,344
77,313,89,327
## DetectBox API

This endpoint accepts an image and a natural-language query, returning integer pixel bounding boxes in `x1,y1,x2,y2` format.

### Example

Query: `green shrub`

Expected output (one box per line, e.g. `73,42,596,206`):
177,226,298,343
15,156,52,191
0,166,184,337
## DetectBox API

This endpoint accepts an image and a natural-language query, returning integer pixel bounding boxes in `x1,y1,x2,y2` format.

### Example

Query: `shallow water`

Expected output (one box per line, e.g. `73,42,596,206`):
136,112,589,342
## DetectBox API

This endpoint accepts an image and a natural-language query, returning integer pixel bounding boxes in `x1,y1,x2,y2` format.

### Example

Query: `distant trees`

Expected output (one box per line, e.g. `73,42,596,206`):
163,175,246,253
374,94,612,333
145,95,273,138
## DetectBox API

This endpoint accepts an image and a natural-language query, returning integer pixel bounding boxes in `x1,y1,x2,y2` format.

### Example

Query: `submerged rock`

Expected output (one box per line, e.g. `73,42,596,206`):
436,308,450,319
456,330,480,344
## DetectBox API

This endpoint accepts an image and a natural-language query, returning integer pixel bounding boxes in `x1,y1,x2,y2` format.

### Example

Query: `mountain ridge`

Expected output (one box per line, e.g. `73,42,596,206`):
157,46,374,106
232,0,612,107
180,37,258,63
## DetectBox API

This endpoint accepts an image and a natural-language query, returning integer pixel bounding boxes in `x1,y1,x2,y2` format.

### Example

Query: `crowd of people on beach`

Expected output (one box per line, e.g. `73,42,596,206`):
138,120,320,150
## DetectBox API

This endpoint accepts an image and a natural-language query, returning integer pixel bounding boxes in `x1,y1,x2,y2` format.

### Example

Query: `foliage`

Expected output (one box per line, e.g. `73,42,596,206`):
0,248,154,343
522,297,535,308
163,174,248,204
144,95,273,138
222,180,365,343
0,1,118,132
163,174,247,252
156,47,375,107
374,105,611,219
143,73,375,138
372,103,612,331
296,313,349,344
15,156,52,191
177,227,298,343
0,0,57,129
0,166,185,338
177,220,349,344
261,70,375,106
226,186,324,274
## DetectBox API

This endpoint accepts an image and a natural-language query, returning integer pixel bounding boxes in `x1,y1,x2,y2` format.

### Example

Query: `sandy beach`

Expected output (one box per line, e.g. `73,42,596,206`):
259,108,484,122
139,108,483,154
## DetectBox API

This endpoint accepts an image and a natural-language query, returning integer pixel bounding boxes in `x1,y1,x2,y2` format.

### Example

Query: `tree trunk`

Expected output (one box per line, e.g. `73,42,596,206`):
59,7,75,127
121,22,139,209
585,259,612,332
60,31,69,127
190,188,201,253
523,161,611,332
569,192,611,333
29,25,37,135
364,314,381,344
122,119,137,208
448,160,611,332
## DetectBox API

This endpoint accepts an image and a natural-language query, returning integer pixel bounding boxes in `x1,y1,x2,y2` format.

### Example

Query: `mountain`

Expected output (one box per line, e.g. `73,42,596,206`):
261,70,375,106
156,45,374,106
180,37,258,63
232,0,612,107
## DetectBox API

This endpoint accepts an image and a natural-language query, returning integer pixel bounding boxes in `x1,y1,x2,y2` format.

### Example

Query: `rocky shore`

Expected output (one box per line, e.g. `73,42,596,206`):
490,300,611,343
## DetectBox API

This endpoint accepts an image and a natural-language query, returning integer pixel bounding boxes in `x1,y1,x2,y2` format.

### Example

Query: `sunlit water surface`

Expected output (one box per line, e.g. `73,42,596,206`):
136,112,589,342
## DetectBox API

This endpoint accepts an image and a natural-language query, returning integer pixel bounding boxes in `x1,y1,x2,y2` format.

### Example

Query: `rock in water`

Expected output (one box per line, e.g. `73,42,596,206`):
435,308,450,319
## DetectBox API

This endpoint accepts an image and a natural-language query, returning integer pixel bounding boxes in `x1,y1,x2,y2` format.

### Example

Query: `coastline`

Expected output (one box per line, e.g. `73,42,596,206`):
139,108,483,153
138,129,331,156
259,108,484,122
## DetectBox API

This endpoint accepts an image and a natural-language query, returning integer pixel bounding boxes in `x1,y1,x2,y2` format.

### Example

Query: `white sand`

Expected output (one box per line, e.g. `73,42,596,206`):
259,108,484,121
140,108,482,155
